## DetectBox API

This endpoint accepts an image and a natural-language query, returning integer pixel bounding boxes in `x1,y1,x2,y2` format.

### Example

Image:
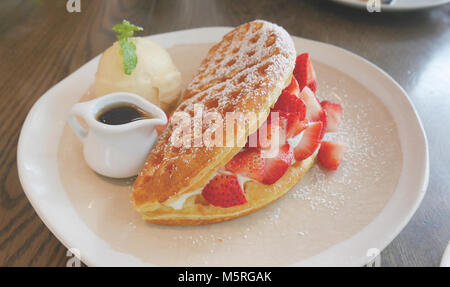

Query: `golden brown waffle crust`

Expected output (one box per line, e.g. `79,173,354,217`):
139,155,316,225
132,20,297,223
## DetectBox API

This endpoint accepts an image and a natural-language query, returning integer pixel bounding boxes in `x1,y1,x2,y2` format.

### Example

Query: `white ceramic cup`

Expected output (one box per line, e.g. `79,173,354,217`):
67,92,167,178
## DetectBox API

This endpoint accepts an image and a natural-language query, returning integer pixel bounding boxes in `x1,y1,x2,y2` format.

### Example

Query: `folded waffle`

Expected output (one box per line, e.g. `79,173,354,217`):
132,20,315,225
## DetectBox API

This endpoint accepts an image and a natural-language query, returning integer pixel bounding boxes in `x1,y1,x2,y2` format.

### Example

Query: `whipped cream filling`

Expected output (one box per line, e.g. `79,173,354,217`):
165,189,202,210
235,173,252,190
163,133,319,210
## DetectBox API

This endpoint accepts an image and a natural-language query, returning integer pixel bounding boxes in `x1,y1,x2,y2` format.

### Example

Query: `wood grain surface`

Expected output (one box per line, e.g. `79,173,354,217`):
0,0,449,266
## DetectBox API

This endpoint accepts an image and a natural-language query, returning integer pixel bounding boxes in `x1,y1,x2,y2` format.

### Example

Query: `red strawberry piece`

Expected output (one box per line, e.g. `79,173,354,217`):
278,111,308,139
202,173,247,208
281,77,300,97
318,141,345,170
319,108,327,140
246,119,267,148
262,144,293,185
273,93,306,119
266,119,287,148
299,87,322,121
288,119,309,139
225,148,265,182
255,120,271,149
321,101,342,133
300,87,327,139
293,121,323,162
226,144,293,186
248,112,287,149
293,53,317,93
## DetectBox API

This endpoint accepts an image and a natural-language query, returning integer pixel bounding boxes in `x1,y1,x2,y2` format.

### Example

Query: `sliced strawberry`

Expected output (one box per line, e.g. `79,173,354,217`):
249,111,308,149
293,53,317,93
262,144,293,185
321,101,342,133
202,173,247,208
273,93,306,119
247,112,287,149
319,108,327,140
225,148,265,182
299,87,322,121
226,144,292,186
299,87,327,139
318,141,345,170
281,77,300,97
288,119,308,139
255,120,272,149
246,119,268,148
293,121,323,162
278,111,308,138
262,121,286,151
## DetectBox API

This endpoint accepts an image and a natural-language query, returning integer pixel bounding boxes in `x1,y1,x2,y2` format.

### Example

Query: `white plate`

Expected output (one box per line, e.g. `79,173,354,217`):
17,27,428,266
329,0,450,11
441,243,450,267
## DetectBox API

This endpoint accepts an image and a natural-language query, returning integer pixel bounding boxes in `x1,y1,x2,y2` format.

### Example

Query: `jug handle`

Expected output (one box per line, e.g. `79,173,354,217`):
67,103,88,141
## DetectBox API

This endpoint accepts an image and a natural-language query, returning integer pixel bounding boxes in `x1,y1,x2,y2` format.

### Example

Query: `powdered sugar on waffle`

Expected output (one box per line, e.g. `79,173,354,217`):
183,20,295,102
170,20,296,147
143,21,296,172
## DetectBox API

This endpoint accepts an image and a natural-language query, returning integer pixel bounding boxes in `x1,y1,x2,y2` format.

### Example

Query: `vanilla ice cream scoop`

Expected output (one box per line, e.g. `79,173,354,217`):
94,37,181,113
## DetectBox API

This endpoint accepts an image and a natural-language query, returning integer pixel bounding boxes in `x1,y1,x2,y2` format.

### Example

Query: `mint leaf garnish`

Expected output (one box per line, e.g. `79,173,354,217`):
112,20,143,75
119,39,138,75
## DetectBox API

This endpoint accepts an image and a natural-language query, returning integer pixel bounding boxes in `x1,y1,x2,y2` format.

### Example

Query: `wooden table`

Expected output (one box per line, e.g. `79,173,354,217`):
0,0,449,267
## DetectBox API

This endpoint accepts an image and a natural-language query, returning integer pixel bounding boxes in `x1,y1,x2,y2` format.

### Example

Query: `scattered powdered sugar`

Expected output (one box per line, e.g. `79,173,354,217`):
161,77,401,263
263,206,282,224
171,232,236,248
289,83,398,213
290,164,344,211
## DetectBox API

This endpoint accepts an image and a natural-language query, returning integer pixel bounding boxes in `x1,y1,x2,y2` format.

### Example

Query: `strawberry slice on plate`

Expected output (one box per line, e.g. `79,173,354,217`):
202,173,247,208
318,141,345,170
293,121,323,162
321,101,342,133
262,144,293,185
293,53,317,93
225,148,265,182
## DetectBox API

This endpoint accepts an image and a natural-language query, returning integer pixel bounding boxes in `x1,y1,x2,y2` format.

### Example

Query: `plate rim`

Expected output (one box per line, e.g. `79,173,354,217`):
328,0,450,11
17,26,429,267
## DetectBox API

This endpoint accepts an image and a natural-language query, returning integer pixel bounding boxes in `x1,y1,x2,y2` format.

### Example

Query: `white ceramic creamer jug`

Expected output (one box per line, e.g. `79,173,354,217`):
67,92,167,178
